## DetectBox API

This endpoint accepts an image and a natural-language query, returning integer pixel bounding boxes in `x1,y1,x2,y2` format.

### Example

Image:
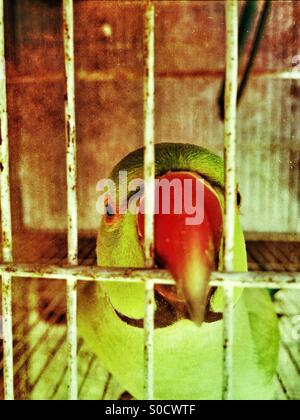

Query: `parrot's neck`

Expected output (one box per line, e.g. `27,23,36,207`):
114,289,222,329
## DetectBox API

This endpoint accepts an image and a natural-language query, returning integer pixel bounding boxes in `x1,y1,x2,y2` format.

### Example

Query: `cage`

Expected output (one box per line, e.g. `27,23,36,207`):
0,0,299,400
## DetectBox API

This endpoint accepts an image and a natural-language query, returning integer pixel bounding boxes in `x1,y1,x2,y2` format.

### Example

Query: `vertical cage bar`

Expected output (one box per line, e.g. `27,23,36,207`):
143,0,155,268
223,0,239,401
63,0,78,401
0,0,14,401
144,279,155,400
143,0,155,400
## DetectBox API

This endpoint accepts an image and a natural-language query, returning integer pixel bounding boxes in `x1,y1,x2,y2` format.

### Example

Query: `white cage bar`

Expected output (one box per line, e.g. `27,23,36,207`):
0,0,14,401
63,0,78,401
0,0,300,401
223,0,239,401
143,0,156,401
0,265,300,288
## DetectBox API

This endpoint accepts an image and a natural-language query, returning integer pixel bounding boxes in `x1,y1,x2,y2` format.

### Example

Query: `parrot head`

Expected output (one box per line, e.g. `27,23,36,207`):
97,143,246,326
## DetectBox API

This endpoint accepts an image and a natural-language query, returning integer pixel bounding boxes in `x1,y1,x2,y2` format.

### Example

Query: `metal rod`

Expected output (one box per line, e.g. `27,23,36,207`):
1,274,14,400
0,264,175,283
211,272,300,289
223,0,239,401
143,0,155,269
66,275,77,400
1,263,300,288
63,0,78,401
64,0,78,267
222,285,234,399
0,0,14,401
143,0,155,401
144,279,155,400
224,0,239,275
237,0,272,104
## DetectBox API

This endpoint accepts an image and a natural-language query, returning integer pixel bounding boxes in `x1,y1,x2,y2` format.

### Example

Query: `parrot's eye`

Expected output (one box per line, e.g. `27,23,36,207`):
105,202,115,217
103,196,123,226
104,196,116,221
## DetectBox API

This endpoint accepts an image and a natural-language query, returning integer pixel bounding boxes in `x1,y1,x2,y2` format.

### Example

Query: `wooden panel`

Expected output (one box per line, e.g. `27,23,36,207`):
3,0,300,233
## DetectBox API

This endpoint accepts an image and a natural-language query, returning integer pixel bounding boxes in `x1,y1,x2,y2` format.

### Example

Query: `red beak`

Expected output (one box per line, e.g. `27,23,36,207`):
138,172,223,326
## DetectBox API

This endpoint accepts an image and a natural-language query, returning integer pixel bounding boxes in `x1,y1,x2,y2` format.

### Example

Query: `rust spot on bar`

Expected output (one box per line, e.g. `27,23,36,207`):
64,0,78,401
66,120,71,146
124,268,134,276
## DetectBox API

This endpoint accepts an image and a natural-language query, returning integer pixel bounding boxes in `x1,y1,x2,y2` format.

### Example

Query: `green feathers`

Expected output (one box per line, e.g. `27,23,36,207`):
111,143,225,190
78,142,279,400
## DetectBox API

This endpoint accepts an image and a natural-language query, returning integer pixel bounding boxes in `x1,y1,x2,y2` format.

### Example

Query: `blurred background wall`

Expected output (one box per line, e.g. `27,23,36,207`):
4,0,300,235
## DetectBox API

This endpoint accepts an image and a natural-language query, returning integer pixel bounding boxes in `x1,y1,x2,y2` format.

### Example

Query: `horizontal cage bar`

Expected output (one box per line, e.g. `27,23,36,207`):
0,263,300,288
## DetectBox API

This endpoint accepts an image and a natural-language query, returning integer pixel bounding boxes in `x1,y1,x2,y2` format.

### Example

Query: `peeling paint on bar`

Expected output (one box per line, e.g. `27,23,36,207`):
223,0,239,401
0,0,14,401
63,0,78,266
144,279,155,400
143,0,155,269
143,0,156,401
0,264,300,288
0,264,173,283
222,283,234,400
1,274,14,400
211,271,300,289
66,275,77,400
63,0,78,401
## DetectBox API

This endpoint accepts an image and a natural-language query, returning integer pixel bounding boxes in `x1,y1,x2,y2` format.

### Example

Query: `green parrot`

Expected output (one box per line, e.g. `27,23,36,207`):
78,143,279,400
